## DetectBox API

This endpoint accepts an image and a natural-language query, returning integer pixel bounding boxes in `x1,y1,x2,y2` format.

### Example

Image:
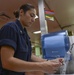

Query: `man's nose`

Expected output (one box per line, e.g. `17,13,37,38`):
31,18,35,22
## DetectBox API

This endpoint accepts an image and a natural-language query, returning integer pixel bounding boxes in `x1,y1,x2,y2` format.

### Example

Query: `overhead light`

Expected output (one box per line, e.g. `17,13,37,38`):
33,31,41,34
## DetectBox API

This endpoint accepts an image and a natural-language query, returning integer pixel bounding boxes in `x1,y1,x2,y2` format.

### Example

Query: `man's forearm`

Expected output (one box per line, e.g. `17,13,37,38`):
31,54,47,62
3,57,42,72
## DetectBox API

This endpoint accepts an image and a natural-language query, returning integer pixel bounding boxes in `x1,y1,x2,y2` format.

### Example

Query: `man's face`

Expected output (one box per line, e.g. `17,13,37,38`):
20,8,36,27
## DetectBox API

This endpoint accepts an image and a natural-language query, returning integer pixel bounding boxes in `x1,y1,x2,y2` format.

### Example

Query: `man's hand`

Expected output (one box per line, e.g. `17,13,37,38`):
50,58,64,65
40,58,63,74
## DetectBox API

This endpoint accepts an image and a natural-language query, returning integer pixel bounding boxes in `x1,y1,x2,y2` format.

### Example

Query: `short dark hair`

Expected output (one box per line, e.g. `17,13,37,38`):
13,3,35,18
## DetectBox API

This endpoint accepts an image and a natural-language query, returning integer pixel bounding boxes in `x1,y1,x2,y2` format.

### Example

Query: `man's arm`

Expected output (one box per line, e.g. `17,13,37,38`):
31,53,47,62
1,46,42,72
31,54,63,64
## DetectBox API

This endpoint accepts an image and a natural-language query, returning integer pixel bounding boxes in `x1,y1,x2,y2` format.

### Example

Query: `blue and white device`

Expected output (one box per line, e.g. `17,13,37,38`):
41,30,70,60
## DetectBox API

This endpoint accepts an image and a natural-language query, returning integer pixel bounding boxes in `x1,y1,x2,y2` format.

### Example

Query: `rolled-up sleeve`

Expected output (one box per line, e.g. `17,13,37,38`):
0,25,17,51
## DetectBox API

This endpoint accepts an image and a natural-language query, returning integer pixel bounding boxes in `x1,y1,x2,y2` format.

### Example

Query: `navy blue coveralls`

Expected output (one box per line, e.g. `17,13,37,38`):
0,19,32,75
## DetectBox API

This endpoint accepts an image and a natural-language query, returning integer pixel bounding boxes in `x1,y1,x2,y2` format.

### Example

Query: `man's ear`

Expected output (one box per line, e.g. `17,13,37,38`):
19,9,24,16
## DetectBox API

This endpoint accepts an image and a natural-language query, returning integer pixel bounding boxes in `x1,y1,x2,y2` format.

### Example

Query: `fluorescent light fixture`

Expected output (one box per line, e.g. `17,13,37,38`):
33,31,41,34
35,15,38,19
31,45,34,48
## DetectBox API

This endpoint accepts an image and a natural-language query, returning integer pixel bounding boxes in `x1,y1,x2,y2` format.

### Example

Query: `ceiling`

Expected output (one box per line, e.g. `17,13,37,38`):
0,0,74,46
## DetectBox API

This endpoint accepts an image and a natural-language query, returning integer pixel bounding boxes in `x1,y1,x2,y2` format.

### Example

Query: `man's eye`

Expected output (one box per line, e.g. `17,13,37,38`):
31,15,33,17
30,14,35,17
30,15,33,17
